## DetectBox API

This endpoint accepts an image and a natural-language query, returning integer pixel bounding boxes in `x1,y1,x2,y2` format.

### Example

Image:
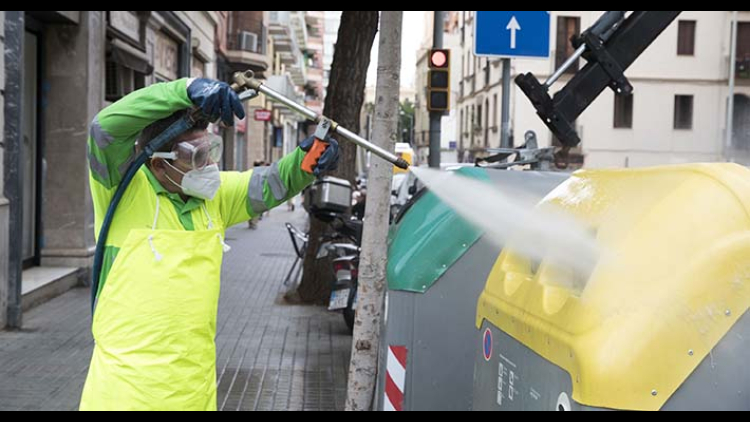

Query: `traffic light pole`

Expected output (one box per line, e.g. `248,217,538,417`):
429,11,444,169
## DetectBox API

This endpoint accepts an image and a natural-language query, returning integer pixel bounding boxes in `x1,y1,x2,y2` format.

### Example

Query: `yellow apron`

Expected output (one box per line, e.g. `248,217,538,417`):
80,198,228,411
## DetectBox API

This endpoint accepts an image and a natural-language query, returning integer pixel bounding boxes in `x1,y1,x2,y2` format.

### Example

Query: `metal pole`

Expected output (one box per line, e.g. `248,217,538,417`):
251,86,318,121
237,75,408,169
501,58,512,148
726,11,739,160
545,45,586,87
429,11,444,168
336,126,407,168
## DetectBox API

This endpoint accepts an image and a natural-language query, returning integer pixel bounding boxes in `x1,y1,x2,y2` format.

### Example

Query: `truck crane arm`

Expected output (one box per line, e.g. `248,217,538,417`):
516,11,682,153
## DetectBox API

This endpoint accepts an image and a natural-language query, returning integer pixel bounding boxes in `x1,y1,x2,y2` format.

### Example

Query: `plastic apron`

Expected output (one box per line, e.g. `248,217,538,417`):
80,195,228,411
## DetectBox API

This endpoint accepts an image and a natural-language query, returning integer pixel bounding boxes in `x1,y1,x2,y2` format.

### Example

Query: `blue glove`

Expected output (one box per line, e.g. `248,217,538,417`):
300,136,340,176
187,78,245,126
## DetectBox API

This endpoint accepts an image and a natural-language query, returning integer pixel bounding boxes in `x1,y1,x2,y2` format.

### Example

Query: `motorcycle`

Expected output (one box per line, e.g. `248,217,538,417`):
317,216,362,333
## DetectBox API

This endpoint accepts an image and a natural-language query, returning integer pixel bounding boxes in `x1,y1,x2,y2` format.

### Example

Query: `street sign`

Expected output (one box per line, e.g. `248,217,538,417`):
475,11,550,59
254,109,272,121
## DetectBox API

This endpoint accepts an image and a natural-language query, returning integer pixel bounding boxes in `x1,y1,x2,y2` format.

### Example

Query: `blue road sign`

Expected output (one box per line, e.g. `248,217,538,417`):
475,11,550,59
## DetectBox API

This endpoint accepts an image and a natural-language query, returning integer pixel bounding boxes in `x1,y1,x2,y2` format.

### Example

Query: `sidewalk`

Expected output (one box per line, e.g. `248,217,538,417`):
0,207,351,411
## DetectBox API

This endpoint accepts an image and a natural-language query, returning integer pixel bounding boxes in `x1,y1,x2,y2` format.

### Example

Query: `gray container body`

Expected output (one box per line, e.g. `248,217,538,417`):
377,170,569,411
472,311,750,411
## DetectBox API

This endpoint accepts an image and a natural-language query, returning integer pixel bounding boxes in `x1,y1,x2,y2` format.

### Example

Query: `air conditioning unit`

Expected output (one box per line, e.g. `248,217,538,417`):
238,31,258,53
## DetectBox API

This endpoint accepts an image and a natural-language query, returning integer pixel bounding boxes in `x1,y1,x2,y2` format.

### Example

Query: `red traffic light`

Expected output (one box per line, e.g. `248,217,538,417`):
429,49,449,69
427,49,450,112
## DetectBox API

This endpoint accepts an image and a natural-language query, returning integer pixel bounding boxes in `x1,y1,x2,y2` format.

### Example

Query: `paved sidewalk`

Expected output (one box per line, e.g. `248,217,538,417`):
0,207,352,411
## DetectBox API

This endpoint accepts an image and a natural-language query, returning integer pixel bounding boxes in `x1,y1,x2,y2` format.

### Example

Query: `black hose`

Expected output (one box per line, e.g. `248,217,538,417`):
90,115,196,314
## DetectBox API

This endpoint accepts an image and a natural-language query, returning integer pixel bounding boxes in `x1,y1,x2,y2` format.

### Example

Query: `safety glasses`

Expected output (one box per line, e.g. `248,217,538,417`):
152,135,223,170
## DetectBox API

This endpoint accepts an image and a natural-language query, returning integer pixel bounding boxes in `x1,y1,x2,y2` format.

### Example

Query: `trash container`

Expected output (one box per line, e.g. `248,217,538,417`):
473,164,750,411
377,167,568,411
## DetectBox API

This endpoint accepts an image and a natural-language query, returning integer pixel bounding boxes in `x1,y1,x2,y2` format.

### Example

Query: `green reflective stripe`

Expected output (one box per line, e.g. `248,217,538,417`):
90,115,115,149
244,147,315,218
268,162,288,201
89,79,192,191
248,167,270,214
118,154,135,179
88,143,112,186
96,245,120,300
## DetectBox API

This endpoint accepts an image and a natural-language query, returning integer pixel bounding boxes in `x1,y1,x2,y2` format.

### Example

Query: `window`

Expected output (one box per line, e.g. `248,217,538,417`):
461,11,466,44
493,94,498,127
677,21,696,56
674,95,694,130
556,16,581,73
192,56,206,78
733,95,750,149
461,55,465,82
470,105,475,145
460,109,464,140
484,99,490,147
737,23,750,79
614,93,633,129
484,59,490,86
106,61,146,102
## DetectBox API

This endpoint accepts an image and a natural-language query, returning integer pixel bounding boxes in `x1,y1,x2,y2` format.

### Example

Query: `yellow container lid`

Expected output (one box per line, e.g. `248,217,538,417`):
476,164,750,410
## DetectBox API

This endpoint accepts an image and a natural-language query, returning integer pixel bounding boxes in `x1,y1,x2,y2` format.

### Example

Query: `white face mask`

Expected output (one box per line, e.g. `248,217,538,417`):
164,161,222,201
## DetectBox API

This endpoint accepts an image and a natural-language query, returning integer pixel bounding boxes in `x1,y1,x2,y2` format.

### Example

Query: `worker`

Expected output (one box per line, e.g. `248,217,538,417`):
80,77,338,411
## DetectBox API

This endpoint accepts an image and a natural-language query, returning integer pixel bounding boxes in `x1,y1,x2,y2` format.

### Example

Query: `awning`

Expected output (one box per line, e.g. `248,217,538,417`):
108,38,153,75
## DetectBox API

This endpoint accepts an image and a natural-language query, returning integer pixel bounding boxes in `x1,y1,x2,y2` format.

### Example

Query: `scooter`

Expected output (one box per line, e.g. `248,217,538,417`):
316,216,362,333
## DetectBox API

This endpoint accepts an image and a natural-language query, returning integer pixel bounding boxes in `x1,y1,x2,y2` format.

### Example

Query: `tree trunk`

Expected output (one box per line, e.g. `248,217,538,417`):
346,11,402,411
297,11,379,304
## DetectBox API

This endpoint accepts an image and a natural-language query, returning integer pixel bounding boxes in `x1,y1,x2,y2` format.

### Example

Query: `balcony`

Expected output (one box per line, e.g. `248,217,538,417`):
305,98,323,115
269,11,307,52
306,67,324,85
306,37,324,52
306,11,325,23
269,11,307,86
225,24,270,74
269,12,292,36
266,75,306,120
225,47,270,75
289,55,307,86
269,11,299,59
290,11,308,51
305,12,324,40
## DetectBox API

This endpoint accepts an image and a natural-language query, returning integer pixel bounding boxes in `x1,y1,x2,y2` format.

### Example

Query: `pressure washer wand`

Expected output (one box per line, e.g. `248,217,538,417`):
232,70,409,170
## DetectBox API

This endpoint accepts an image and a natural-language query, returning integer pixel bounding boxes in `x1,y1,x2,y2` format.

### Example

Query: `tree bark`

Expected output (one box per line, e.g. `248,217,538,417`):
345,11,402,411
297,11,379,304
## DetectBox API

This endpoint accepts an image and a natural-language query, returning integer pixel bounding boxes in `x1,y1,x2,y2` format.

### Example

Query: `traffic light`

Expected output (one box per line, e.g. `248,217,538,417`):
428,49,450,112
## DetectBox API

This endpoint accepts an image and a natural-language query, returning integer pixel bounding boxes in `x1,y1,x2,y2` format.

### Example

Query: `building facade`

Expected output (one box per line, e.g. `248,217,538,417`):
1,11,326,329
452,11,750,168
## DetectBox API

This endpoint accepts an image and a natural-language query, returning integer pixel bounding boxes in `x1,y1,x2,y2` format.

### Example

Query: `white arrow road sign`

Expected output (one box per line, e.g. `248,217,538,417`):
475,11,550,59
506,16,521,49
